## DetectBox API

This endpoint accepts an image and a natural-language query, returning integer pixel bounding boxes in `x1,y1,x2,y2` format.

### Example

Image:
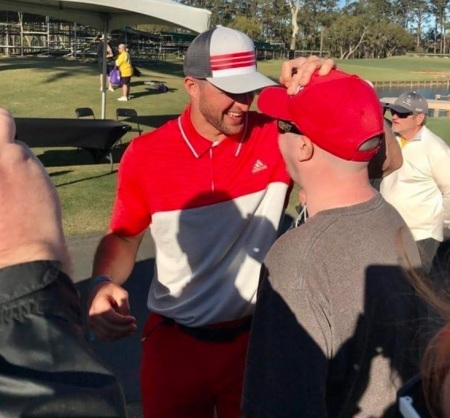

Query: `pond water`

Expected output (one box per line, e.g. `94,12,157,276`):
376,86,450,117
376,86,450,100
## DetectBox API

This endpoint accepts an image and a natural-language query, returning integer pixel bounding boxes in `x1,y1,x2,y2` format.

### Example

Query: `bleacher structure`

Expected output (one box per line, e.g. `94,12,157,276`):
0,11,98,58
0,11,285,61
113,28,197,63
0,11,197,62
117,29,285,61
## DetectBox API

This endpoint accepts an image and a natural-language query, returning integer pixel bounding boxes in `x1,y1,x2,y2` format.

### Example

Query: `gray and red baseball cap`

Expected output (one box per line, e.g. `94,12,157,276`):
183,26,277,94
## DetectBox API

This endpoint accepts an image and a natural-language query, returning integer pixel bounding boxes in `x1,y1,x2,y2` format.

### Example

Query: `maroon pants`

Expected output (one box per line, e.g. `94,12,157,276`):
140,313,250,418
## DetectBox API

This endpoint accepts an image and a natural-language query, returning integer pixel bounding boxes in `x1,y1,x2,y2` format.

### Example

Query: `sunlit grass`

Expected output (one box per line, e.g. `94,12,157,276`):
2,54,450,235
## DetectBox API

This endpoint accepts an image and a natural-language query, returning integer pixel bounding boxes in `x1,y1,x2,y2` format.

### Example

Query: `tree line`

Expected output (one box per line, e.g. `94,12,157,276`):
178,0,450,58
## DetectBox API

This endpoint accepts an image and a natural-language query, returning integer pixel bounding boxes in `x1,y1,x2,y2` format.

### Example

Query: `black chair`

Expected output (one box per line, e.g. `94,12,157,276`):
116,108,142,136
75,107,96,119
74,108,96,153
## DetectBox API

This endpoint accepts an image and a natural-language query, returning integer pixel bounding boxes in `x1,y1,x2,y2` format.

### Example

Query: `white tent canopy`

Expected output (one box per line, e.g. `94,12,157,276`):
0,0,211,117
0,0,211,35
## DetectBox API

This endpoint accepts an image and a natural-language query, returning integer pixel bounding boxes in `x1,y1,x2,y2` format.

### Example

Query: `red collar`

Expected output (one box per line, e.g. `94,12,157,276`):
178,105,248,158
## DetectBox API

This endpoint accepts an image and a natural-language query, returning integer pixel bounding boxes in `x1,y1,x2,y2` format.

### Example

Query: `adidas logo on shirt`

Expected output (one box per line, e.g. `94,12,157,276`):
252,159,268,173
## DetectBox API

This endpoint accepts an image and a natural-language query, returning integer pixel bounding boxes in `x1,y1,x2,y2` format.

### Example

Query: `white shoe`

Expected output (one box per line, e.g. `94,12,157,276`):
108,86,114,92
117,96,128,101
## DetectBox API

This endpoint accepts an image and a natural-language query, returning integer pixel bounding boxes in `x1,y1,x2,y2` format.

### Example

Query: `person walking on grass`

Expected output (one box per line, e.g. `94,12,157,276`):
116,43,133,101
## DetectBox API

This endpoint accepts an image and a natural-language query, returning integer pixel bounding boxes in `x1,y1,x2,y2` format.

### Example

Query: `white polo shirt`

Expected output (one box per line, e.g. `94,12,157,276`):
380,125,450,241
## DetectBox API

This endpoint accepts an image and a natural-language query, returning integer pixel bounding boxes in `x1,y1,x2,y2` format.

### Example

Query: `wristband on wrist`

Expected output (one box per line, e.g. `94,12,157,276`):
89,275,112,292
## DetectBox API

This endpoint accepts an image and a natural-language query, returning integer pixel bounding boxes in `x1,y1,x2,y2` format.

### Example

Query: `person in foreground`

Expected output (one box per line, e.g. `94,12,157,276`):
87,26,335,418
242,70,430,417
0,108,127,417
381,91,450,274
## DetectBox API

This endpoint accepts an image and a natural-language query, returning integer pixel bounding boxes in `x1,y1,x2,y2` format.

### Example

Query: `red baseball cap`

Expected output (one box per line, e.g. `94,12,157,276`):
257,70,384,161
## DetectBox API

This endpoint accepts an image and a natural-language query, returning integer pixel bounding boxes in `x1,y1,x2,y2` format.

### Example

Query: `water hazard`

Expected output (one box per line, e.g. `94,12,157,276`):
376,86,450,117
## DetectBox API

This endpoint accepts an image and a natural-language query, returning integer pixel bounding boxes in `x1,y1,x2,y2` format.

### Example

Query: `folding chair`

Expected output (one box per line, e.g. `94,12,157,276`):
116,108,142,136
73,107,96,153
75,107,96,119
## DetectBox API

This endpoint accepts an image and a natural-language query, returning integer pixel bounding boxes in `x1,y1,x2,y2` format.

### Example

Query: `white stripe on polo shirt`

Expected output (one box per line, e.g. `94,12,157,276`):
111,109,291,326
148,182,288,326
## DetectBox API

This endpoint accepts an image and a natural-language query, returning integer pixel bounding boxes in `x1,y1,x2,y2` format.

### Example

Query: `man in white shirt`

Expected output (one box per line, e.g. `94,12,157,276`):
381,91,450,273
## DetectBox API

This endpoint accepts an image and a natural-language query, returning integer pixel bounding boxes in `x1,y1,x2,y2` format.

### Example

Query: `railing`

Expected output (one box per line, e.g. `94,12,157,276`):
291,50,330,58
405,52,450,58
373,80,450,89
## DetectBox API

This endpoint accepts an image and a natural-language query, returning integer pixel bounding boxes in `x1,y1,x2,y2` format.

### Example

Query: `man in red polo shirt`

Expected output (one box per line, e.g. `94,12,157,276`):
86,26,338,418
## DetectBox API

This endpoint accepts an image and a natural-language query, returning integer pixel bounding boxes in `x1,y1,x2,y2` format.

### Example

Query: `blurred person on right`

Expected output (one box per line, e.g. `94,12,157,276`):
242,70,430,418
397,254,450,418
381,91,450,274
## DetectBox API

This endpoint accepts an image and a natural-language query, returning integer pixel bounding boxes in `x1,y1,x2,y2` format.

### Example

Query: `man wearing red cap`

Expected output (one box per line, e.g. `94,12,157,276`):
242,70,429,417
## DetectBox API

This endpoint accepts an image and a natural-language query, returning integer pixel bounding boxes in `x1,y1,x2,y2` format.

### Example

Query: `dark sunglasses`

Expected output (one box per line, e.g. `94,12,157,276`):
277,120,302,135
390,109,414,118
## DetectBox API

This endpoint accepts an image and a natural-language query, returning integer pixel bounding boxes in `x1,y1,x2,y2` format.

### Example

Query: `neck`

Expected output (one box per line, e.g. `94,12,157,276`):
303,169,376,217
398,126,422,141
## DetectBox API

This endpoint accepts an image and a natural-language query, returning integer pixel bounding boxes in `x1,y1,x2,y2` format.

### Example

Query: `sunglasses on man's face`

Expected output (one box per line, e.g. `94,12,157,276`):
390,109,414,118
277,120,302,135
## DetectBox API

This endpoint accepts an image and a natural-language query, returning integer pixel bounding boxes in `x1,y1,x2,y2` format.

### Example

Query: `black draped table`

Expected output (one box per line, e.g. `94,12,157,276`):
14,118,131,164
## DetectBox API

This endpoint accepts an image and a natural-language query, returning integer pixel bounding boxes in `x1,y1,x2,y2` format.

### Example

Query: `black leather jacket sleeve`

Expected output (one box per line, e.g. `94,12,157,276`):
0,260,127,418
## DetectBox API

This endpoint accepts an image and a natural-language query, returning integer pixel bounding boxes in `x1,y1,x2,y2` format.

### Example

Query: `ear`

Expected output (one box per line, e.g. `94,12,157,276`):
297,135,314,162
415,113,426,125
184,76,198,97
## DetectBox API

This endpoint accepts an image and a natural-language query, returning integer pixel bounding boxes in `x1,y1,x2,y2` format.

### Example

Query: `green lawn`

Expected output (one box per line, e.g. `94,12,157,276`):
2,55,450,235
336,56,450,82
259,55,450,82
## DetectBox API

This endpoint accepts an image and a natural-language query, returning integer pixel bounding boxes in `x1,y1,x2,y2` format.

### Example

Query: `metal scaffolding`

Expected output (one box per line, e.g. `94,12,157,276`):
0,12,196,63
0,11,99,58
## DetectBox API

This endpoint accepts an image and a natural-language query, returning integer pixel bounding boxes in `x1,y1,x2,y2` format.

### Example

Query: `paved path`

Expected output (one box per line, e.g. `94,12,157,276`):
66,228,450,418
67,231,155,417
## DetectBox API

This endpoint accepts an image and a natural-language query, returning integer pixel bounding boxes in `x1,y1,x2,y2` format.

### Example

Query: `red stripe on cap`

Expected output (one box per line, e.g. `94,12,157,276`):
210,51,256,71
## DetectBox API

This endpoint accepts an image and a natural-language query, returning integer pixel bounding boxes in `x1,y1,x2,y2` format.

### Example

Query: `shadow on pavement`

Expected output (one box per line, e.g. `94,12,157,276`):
69,232,155,417
76,258,153,403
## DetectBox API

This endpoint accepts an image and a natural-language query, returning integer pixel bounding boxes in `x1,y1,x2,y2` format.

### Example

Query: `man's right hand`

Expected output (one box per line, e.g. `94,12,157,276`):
88,281,137,340
279,56,336,95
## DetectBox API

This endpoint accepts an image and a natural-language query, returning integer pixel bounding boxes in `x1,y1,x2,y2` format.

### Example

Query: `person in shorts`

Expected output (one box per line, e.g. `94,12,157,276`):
115,43,133,101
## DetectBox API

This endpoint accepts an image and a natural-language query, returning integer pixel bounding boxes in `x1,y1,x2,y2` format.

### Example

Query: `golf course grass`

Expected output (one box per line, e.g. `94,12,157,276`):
2,54,450,235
